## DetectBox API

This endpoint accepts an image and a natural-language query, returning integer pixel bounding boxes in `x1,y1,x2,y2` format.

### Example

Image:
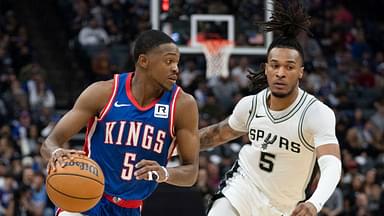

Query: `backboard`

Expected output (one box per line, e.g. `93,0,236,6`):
151,0,273,55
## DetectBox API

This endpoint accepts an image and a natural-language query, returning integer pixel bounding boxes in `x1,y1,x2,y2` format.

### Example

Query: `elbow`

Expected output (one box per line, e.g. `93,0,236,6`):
181,164,199,187
183,175,198,187
187,165,199,186
187,171,199,187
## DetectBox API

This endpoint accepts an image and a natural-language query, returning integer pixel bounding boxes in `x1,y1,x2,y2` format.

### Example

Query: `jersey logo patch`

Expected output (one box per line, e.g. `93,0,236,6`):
114,101,131,107
154,104,169,118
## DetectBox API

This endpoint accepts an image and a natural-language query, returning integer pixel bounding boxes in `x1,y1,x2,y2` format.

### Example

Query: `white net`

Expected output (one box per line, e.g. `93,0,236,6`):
200,40,233,78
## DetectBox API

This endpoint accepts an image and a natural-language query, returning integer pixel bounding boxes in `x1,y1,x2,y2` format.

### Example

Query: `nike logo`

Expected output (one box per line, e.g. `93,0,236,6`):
114,101,131,107
255,114,265,118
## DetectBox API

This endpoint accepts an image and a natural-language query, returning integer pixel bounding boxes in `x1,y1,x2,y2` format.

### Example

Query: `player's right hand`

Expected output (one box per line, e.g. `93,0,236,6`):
48,148,85,174
291,202,317,216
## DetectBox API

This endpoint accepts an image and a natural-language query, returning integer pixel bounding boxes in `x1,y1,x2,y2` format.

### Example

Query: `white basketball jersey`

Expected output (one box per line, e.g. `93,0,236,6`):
228,88,338,211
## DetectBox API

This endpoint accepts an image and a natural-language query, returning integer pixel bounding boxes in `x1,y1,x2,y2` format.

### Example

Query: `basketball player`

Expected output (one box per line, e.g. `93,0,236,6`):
40,30,200,216
200,1,341,216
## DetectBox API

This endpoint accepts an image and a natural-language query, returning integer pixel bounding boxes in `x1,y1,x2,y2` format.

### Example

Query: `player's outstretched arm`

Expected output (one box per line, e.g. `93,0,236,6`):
40,80,113,172
292,104,342,215
199,118,246,150
199,95,252,150
167,91,200,186
292,144,341,216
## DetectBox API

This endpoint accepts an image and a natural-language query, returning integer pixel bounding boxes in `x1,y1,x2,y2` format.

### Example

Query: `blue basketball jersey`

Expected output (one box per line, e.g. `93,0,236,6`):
83,73,180,201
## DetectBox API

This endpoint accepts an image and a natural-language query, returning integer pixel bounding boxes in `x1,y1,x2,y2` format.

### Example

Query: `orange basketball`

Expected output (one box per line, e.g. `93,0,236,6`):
46,156,105,212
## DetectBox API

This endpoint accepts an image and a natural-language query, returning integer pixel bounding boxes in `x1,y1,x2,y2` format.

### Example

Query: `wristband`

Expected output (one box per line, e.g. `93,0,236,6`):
157,166,169,183
148,171,159,181
51,148,63,156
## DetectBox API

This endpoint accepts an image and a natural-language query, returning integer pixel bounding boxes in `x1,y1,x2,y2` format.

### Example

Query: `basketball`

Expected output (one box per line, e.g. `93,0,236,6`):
46,156,105,212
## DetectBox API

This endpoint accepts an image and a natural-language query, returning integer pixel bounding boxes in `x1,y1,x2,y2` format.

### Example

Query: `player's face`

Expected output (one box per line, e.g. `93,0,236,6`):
265,47,304,98
146,43,180,90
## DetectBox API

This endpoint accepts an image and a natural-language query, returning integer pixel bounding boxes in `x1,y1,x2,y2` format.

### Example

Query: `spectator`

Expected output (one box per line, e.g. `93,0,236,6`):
210,76,239,112
196,168,214,209
31,171,49,215
320,186,343,216
231,56,250,91
78,16,109,47
370,98,384,134
25,71,55,114
0,173,16,216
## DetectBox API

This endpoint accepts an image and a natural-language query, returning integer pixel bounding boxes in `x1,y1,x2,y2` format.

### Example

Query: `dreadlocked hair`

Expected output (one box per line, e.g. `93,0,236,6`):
246,64,268,93
265,0,311,59
247,0,311,93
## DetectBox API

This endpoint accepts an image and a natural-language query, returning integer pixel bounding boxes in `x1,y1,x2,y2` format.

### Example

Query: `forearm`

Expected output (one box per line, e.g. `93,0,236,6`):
40,110,92,161
306,155,342,212
165,164,198,187
40,137,62,161
5,201,14,216
199,118,245,150
330,207,343,215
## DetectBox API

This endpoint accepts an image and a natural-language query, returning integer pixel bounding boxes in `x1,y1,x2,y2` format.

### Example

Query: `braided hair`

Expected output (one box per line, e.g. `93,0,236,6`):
247,0,311,93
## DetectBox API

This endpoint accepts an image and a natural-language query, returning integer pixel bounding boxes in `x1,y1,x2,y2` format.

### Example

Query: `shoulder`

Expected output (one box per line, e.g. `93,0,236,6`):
175,88,197,109
237,95,255,106
82,79,114,98
88,79,114,89
299,90,335,119
303,98,336,132
306,99,335,119
173,88,199,129
75,78,115,112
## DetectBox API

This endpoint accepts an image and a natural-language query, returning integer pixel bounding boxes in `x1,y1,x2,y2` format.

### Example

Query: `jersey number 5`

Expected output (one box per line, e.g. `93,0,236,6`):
121,152,136,180
259,152,275,172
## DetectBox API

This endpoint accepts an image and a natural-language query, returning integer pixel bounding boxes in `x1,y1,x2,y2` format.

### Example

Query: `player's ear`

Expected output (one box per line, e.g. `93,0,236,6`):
264,63,268,75
138,54,149,69
299,66,304,79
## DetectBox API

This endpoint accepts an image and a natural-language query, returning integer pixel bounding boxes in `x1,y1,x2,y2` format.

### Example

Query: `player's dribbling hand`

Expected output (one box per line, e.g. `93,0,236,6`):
48,148,85,174
134,159,167,182
291,202,317,216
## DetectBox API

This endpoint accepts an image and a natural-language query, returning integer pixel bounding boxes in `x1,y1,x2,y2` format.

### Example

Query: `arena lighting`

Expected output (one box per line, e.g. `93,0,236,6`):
162,0,169,12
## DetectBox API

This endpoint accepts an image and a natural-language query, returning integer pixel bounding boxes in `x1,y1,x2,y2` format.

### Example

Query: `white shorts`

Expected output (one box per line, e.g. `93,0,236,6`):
221,166,293,216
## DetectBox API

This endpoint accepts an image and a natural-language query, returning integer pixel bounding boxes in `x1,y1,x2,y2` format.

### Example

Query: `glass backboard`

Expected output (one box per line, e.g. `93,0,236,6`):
151,0,273,55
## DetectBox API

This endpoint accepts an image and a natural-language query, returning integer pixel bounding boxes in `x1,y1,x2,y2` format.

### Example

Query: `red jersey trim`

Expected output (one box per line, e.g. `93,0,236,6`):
55,208,62,216
83,117,97,157
169,87,181,138
104,194,143,208
125,73,161,111
167,138,178,159
98,74,119,121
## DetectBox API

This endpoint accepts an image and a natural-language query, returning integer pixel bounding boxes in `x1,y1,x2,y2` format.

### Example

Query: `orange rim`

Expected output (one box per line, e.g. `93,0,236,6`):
200,39,233,55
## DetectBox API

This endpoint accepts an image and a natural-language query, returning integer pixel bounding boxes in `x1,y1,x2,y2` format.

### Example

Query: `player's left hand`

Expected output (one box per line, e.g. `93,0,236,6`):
134,159,168,182
291,202,317,216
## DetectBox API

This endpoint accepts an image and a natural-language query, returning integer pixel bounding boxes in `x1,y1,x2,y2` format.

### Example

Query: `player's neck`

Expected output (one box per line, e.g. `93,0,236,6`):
268,88,299,111
130,72,164,107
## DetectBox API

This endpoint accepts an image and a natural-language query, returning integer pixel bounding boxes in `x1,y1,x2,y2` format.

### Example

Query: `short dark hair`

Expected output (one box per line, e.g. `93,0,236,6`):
133,30,175,63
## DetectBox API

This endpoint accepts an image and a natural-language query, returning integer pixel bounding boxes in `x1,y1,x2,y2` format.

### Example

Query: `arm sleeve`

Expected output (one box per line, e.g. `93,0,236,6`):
228,95,254,132
306,155,342,212
305,102,339,147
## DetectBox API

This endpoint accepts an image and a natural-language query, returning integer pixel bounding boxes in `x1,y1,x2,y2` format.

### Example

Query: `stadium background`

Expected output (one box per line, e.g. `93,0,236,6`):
0,0,383,215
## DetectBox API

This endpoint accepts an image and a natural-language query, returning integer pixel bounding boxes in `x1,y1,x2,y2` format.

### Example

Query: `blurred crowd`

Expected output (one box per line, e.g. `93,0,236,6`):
0,0,383,215
0,2,57,215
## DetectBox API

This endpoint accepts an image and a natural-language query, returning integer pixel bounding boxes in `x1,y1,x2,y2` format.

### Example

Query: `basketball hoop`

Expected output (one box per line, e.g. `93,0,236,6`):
200,39,233,78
